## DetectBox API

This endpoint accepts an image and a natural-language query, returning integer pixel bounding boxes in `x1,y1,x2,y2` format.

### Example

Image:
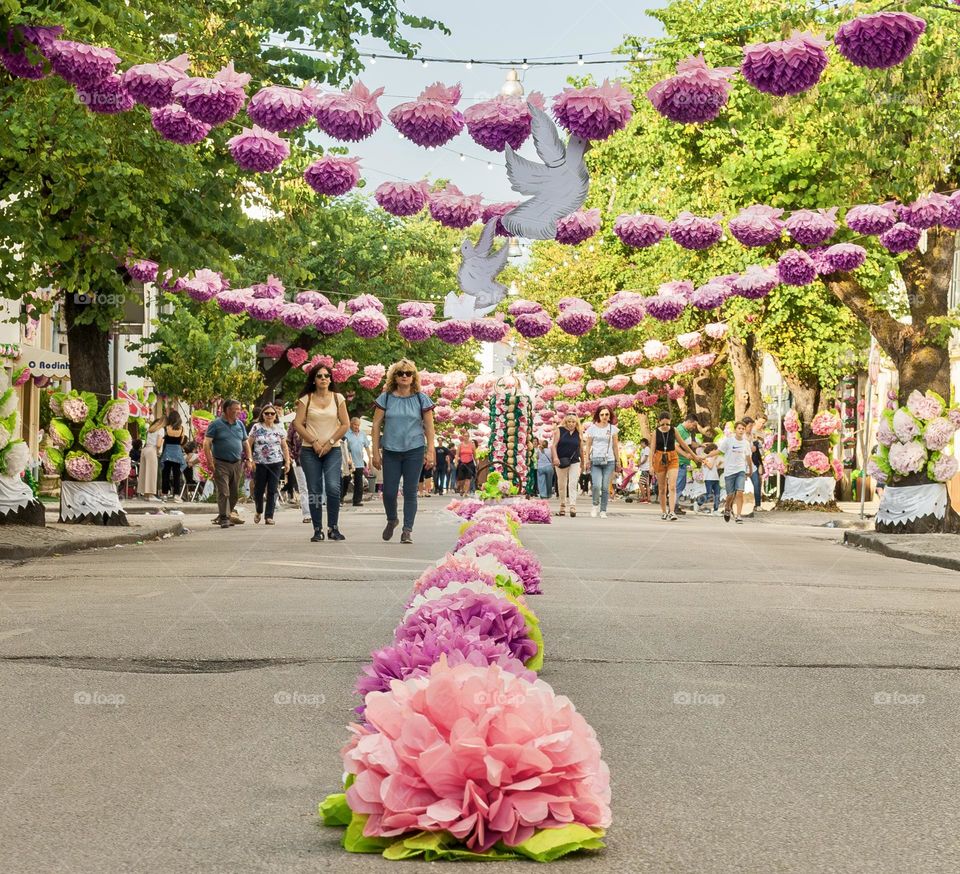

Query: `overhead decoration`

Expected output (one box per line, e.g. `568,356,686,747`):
647,54,736,124
691,278,732,310
303,155,361,196
0,24,61,79
151,104,210,145
464,91,544,152
373,180,429,216
481,201,518,236
121,53,190,107
471,313,509,343
227,125,290,172
785,207,838,245
740,31,829,96
552,79,634,140
456,218,510,313
834,12,926,70
388,81,465,148
555,297,597,336
727,205,784,247
247,83,318,131
171,61,250,125
669,212,723,250
731,265,778,299
613,213,668,248
879,222,922,254
48,39,119,87
312,80,384,141
777,249,818,286
645,281,689,321
77,73,134,114
602,290,645,330
845,203,898,235
555,208,601,245
820,243,867,273
429,183,483,229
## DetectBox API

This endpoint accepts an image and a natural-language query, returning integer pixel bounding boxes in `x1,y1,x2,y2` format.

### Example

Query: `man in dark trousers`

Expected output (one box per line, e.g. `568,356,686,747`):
203,400,251,528
434,442,451,495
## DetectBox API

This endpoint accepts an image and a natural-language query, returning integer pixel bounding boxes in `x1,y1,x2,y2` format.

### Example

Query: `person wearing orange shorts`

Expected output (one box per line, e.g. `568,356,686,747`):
653,412,696,520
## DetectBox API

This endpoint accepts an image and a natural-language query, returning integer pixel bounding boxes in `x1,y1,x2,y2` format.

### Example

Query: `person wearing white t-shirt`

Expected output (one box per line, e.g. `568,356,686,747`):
718,420,753,524
584,406,620,518
696,442,722,515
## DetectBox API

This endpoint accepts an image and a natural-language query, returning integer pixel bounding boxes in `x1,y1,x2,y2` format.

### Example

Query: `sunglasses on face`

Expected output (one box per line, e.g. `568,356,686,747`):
396,370,414,377
263,411,276,417
315,373,331,380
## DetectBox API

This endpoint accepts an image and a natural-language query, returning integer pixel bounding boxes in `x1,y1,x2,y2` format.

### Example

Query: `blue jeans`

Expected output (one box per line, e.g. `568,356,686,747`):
300,446,342,532
699,480,720,511
383,448,424,531
676,464,689,500
591,460,616,512
750,469,762,508
537,467,554,499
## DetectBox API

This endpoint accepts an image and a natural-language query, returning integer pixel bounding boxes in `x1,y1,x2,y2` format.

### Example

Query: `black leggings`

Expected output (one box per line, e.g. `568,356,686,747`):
254,462,283,518
161,460,182,496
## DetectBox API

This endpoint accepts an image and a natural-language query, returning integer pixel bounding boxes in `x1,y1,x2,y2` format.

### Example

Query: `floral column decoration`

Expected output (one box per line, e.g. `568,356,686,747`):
488,384,531,491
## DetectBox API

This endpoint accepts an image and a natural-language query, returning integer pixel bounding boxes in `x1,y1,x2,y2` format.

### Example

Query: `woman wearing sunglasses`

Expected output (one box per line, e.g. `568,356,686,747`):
653,411,697,521
246,405,291,525
371,359,436,544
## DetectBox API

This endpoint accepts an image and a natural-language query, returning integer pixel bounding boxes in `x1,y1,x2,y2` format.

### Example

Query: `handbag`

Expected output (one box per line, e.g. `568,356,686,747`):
557,455,575,469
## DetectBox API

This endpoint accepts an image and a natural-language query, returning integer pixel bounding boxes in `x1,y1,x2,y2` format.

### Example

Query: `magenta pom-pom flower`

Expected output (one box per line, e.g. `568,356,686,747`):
75,73,133,114
603,291,646,329
397,301,435,318
508,299,544,316
278,303,313,330
513,310,553,339
645,290,686,321
389,81,465,148
555,208,601,245
821,243,867,273
464,92,545,152
397,317,436,342
286,347,308,368
777,249,818,286
942,192,960,231
845,203,898,235
125,258,158,283
171,61,250,126
553,78,633,141
899,193,949,230
358,363,386,390
785,207,838,245
374,180,430,217
834,12,926,70
732,265,779,299
183,268,224,302
556,302,597,336
468,541,543,595
0,25,61,80
48,40,119,88
150,105,211,145
481,201,519,236
313,80,384,141
879,222,922,254
314,304,350,334
429,184,482,229
741,31,829,96
613,213,668,248
215,289,251,314
303,155,360,196
346,293,383,313
647,54,736,124
690,280,730,310
295,290,330,308
728,205,785,247
332,358,359,382
251,275,284,299
247,297,284,321
121,53,190,108
434,319,473,345
472,314,509,343
350,307,389,339
669,212,723,250
247,83,318,132
227,125,290,172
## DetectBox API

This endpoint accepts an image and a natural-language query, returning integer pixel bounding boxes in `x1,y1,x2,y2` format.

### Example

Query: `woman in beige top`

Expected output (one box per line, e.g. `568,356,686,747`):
293,363,349,542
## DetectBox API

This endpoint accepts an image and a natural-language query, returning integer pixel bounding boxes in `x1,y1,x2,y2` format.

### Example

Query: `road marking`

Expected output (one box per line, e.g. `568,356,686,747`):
260,561,413,573
0,628,34,641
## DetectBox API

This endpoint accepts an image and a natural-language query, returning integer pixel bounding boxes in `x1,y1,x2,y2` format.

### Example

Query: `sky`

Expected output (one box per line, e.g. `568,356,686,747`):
305,0,664,202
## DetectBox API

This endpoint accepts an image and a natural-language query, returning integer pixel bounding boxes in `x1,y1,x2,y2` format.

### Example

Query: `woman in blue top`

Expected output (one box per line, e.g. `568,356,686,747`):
371,359,435,544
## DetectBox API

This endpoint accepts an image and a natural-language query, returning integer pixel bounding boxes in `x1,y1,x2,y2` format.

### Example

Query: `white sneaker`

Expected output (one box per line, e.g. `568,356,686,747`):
173,496,183,503
600,511,607,519
590,506,599,518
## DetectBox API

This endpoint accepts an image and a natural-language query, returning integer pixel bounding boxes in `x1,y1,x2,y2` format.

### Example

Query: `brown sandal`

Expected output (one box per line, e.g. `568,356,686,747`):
555,508,566,516
570,508,577,517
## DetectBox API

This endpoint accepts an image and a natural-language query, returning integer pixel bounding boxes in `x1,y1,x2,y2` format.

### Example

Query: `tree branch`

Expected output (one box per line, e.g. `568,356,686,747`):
820,273,906,364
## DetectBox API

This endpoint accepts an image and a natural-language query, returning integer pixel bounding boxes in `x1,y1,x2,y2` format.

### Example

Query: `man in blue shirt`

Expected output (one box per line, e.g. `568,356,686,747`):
342,417,370,506
203,400,251,528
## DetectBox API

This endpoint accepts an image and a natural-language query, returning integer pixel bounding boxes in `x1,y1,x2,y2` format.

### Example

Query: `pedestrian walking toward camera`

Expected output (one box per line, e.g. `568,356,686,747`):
343,417,369,506
719,420,753,524
434,442,451,495
286,418,311,524
585,406,620,518
674,414,698,515
204,400,252,528
744,415,766,511
371,359,436,544
536,438,554,499
552,413,583,517
455,431,477,496
652,412,697,521
159,409,186,502
294,364,350,542
247,404,290,525
638,437,651,503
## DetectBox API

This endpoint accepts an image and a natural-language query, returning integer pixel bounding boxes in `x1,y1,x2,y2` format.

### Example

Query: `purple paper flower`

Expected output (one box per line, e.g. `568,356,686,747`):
64,450,100,482
879,222,922,254
786,208,838,245
374,180,430,216
75,73,135,114
552,79,633,141
464,92,545,151
899,193,949,230
151,105,211,145
690,280,731,310
247,297,283,321
835,12,926,70
312,80,384,141
125,258,158,283
943,192,960,231
303,155,360,196
845,203,898,235
469,541,543,596
49,39,119,88
435,319,473,345
215,289,251,314
296,291,330,308
728,205,785,247
227,125,289,172
171,61,250,126
777,249,818,286
251,275,285,299
121,53,190,108
350,307,388,339
278,303,312,330
741,31,828,96
613,213,668,248
556,304,597,336
513,311,553,339
183,268,224,302
732,265,779,299
647,54,736,124
472,315,509,342
389,81,465,148
821,243,867,273
507,299,544,316
313,304,350,334
555,208,601,245
345,293,383,313
429,184,482,229
81,426,115,455
108,454,132,484
0,25,61,80
247,83,318,132
645,292,686,321
669,212,723,250
397,316,436,342
481,201,519,236
393,301,433,320
602,291,646,329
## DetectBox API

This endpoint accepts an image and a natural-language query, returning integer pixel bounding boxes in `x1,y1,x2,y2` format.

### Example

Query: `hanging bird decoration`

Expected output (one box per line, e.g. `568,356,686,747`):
444,217,510,319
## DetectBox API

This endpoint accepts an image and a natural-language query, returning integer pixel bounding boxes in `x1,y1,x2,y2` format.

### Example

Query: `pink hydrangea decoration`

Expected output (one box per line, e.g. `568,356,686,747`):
374,180,430,216
893,408,921,443
277,303,311,329
358,364,386,390
669,212,723,250
481,201,520,236
585,379,606,396
312,81,384,141
121,53,190,108
888,440,927,476
834,12,926,70
876,416,896,447
556,300,597,336
690,280,730,310
434,319,473,345
613,213,668,248
647,54,737,124
606,374,630,391
558,364,585,381
48,40,119,88
803,450,831,474
821,243,867,273
879,222,922,254
150,105,211,145
728,205,785,247
786,208,838,245
899,193,949,230
777,249,818,286
553,79,634,140
464,92,545,151
555,208,601,245
811,411,841,436
924,418,956,452
784,409,801,434
845,203,898,235
906,390,944,420
429,184,483,229
332,359,359,383
650,366,675,382
171,61,250,126
286,347,308,367
393,301,431,319
125,258,158,283
592,356,617,374
0,25,61,80
732,265,779,300
247,83,318,132
741,31,829,96
227,125,290,172
534,365,558,385
346,293,383,313
677,331,702,350
472,314,509,342
514,310,553,339
215,289,251,314
252,275,285,299
397,315,436,342
76,73,134,114
602,291,646,330
260,343,286,359
561,381,584,398
303,156,361,196
705,322,728,340
645,290,686,321
942,192,960,231
931,452,959,482
642,339,670,362
350,307,389,339
389,81,465,148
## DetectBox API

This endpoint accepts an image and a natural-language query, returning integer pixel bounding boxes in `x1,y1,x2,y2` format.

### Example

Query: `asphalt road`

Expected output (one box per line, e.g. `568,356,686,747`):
1,499,959,873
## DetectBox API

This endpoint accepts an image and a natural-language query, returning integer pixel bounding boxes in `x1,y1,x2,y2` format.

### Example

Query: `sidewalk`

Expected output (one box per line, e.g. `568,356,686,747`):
844,530,960,573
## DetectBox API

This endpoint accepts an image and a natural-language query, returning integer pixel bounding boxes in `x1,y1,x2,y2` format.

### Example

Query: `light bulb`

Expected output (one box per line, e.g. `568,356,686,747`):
421,58,428,68
465,60,473,69
370,54,377,64
487,162,493,170
522,59,529,69
577,54,584,65
459,154,466,161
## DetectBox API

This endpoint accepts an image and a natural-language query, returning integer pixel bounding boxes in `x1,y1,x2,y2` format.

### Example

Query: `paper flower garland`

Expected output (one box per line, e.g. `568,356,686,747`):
553,79,633,140
227,125,290,172
121,53,190,107
150,105,211,145
171,61,250,125
669,212,723,250
350,307,389,339
879,222,922,254
603,291,646,329
899,194,949,230
821,243,867,273
481,201,519,236
691,280,730,310
464,92,544,151
513,310,553,339
777,249,818,286
434,319,473,345
613,213,669,248
0,25,61,80
76,74,134,114
125,258,158,283
555,208,601,245
303,156,360,196
785,208,838,246
741,31,829,96
312,80,384,141
728,205,785,247
48,39,119,88
429,184,482,229
732,265,779,300
374,180,430,216
834,12,926,70
389,81,465,148
247,83,317,132
397,317,436,342
845,203,898,235
556,299,597,336
647,54,736,124
645,289,686,321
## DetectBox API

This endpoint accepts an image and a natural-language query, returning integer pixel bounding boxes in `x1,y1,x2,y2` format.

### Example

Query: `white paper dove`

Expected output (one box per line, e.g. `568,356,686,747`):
443,291,497,319
457,217,510,309
500,102,590,241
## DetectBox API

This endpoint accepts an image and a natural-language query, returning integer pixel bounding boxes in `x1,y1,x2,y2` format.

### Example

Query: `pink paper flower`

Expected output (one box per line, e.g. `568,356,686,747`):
553,79,633,140
398,317,436,342
125,258,158,283
313,80,384,141
888,440,927,476
389,81,465,148
669,212,723,250
49,39,119,88
472,314,509,342
613,213,668,248
728,205,785,247
704,322,728,340
304,155,361,195
803,450,831,474
151,105,211,145
899,193,949,230
332,358,359,382
374,180,430,216
429,184,482,229
834,12,926,70
171,61,250,125
508,299,543,316
314,304,350,334
558,364,584,381
434,319,473,345
296,291,330,308
555,208,601,245
741,31,828,96
906,390,944,421
345,293,383,313
592,356,617,374
76,74,134,114
923,418,956,452
247,83,318,131
602,291,645,330
845,203,898,235
358,364,386,390
811,411,841,436
786,208,838,246
286,347,308,367
647,54,736,124
513,311,553,339
464,92,545,151
879,222,922,254
690,280,730,310
931,452,959,483
676,331,702,350
643,339,671,362
481,201,520,237
556,304,597,336
732,265,779,300
0,25,61,80
777,249,818,286
397,301,435,318
350,307,388,339
821,243,867,273
227,125,289,172
121,53,190,108
607,374,630,391
645,291,686,321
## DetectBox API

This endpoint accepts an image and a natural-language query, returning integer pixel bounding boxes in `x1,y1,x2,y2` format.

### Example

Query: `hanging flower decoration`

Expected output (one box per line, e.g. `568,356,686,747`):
740,31,829,96
669,212,723,250
534,365,559,385
0,25,62,80
727,205,785,247
472,314,509,342
464,91,545,151
704,322,728,340
676,331,702,350
64,450,101,482
252,275,284,298
845,203,898,235
552,79,633,140
429,184,483,229
602,291,646,330
899,194,949,230
586,379,607,396
395,301,433,319
645,289,686,321
592,356,617,374
312,305,348,335
227,125,290,172
556,300,597,336
810,411,841,436
821,243,867,273
247,83,318,132
879,222,922,254
279,303,313,330
434,319,473,345
777,249,818,286
481,201,519,236
613,213,668,249
607,374,631,391
345,293,383,313
643,339,671,362
48,39,119,88
171,61,250,126
374,180,430,216
943,193,960,231
397,317,436,342
732,265,779,300
785,208,838,245
303,155,361,196
555,208,601,245
508,299,545,316
690,280,730,310
125,258,158,283
76,74,135,114
350,307,388,339
389,81,465,148
647,54,737,124
834,12,926,70
183,268,224,302
558,364,584,381
121,53,189,108
514,310,553,339
358,364,386,390
150,104,211,145
285,347,308,368
296,290,330,308
312,80,384,141
332,359,359,383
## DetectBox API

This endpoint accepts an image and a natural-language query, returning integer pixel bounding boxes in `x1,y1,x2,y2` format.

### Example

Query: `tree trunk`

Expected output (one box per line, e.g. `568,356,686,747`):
255,331,317,405
690,351,727,431
728,333,763,420
63,292,112,401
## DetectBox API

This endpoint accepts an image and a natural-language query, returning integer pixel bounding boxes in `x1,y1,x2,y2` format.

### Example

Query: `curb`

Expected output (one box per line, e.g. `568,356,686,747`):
0,517,185,561
843,530,960,573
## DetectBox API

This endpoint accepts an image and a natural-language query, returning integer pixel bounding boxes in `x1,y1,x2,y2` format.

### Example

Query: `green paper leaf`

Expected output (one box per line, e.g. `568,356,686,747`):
512,825,607,862
342,813,392,854
317,793,352,827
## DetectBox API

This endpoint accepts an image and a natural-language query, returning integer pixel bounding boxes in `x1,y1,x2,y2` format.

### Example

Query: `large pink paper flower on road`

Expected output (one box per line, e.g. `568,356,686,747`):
647,54,736,124
834,12,926,70
151,105,211,145
669,212,723,250
613,213,668,248
48,39,119,88
728,205,785,247
304,156,361,195
464,92,545,151
172,61,250,125
0,25,61,80
389,81,465,148
227,125,289,172
553,79,633,140
375,180,430,216
313,81,384,141
845,203,898,235
556,208,601,245
429,184,482,229
75,73,134,114
741,31,828,96
879,222,921,254
121,53,190,108
248,83,318,131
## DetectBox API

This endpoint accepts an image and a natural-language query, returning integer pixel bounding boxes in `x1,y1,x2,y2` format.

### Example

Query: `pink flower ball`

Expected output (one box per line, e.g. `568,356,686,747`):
171,61,250,126
247,83,317,132
303,156,360,196
151,105,211,145
389,81,465,148
553,79,633,140
227,125,290,173
374,181,430,216
313,80,384,141
49,39,119,88
350,307,388,339
121,53,190,108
